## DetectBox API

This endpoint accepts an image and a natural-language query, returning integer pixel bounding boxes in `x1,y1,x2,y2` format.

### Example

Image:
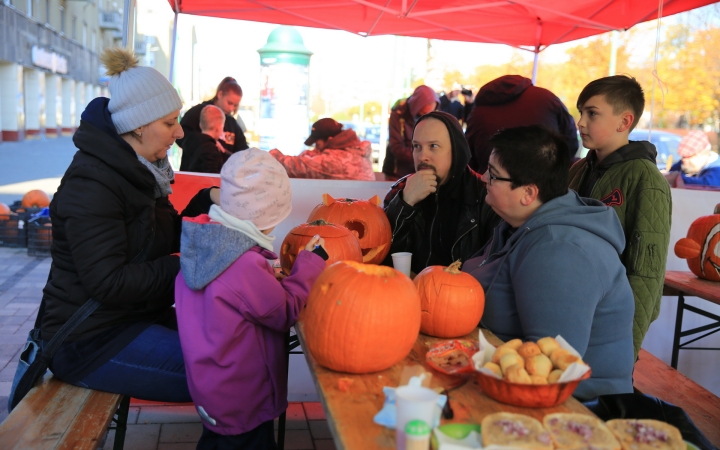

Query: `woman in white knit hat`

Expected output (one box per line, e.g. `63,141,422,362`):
32,48,218,402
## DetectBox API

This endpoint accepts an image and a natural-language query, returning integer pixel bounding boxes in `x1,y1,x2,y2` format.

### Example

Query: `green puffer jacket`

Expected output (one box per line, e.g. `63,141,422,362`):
568,141,672,359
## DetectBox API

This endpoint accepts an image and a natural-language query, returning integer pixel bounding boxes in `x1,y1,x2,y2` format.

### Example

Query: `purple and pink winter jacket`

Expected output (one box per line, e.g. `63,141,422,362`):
175,214,325,435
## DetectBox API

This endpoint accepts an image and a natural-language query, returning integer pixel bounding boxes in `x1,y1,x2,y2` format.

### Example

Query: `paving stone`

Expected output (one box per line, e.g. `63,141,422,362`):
7,302,40,309
102,423,161,450
137,405,201,424
314,439,337,450
309,420,333,440
0,362,18,381
283,429,315,450
0,315,26,325
159,422,204,443
303,402,326,420
0,325,21,335
0,380,11,396
157,443,197,450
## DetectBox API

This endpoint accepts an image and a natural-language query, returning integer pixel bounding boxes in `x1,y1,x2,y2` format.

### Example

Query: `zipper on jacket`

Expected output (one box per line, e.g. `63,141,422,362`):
630,231,642,273
425,191,440,267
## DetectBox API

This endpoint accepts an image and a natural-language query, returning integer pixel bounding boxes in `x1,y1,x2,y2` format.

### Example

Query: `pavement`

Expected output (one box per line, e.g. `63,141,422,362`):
0,136,335,449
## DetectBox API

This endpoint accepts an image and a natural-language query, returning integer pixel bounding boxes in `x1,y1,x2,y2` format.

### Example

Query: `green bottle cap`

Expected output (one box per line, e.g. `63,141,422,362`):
405,419,431,436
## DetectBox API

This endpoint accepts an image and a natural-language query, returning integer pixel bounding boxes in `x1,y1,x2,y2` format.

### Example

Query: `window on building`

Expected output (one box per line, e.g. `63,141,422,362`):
82,24,87,47
92,32,96,52
60,6,65,33
45,0,49,24
27,0,33,16
72,16,76,40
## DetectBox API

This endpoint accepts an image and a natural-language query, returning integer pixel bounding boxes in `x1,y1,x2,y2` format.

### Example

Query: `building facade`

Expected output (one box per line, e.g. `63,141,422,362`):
0,0,123,142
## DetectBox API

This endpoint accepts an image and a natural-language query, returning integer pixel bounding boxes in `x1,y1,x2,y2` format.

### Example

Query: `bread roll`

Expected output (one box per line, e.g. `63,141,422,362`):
505,363,532,384
547,369,564,384
606,419,684,450
551,348,582,370
530,374,548,385
483,361,503,377
517,341,542,359
492,346,519,364
543,413,621,450
537,336,561,356
499,352,525,373
498,338,523,351
525,354,553,378
482,412,553,450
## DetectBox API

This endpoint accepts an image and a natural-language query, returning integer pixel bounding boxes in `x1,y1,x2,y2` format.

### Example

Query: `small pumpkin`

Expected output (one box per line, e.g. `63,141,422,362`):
0,203,10,220
301,260,421,373
674,203,720,281
307,194,392,264
414,260,485,338
21,190,51,208
280,219,362,274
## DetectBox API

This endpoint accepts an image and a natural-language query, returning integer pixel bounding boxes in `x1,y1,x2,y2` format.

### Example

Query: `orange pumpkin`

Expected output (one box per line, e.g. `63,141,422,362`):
674,203,720,281
301,261,421,373
21,190,51,208
0,203,10,220
307,194,392,264
414,260,485,338
280,219,362,274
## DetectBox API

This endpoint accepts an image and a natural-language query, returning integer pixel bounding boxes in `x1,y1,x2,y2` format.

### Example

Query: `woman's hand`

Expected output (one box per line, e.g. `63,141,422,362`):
304,234,326,252
209,188,220,205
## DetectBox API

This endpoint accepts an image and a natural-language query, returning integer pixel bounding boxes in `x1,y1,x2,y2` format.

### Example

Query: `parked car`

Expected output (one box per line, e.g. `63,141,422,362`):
629,129,682,170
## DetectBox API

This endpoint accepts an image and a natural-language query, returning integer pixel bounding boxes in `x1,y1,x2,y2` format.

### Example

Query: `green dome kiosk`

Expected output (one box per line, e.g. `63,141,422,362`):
257,26,313,154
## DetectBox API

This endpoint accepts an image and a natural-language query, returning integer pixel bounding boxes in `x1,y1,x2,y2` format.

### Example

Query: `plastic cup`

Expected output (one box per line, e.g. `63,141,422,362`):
391,252,412,277
395,386,439,450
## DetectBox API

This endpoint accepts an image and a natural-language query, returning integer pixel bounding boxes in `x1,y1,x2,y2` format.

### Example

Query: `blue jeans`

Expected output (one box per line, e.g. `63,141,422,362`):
75,323,191,402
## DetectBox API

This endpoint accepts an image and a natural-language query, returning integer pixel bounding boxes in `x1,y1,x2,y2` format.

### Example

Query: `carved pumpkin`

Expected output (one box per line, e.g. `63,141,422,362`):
280,219,362,274
0,203,10,220
674,203,720,281
414,260,485,338
301,261,421,373
21,190,51,208
307,194,392,265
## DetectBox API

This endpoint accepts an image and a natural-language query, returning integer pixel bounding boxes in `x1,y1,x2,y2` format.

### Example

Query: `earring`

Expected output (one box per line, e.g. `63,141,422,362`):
132,131,142,139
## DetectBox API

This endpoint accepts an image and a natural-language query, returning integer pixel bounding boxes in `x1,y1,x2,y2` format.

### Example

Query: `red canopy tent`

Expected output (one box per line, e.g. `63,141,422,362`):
165,0,714,49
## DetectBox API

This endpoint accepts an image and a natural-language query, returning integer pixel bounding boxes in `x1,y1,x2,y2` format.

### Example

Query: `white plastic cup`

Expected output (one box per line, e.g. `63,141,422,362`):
391,252,412,277
395,386,439,450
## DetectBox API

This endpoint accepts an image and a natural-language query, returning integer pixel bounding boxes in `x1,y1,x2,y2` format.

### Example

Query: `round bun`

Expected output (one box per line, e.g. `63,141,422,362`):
537,336,561,356
499,352,525,373
525,353,553,378
492,346,519,364
517,341,542,358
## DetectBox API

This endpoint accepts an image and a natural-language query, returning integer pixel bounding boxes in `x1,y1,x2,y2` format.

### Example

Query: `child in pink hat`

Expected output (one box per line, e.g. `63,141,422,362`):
666,131,720,187
175,148,328,449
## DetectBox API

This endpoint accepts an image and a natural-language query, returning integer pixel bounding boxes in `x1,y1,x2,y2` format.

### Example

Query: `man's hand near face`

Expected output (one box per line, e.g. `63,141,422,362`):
402,169,437,206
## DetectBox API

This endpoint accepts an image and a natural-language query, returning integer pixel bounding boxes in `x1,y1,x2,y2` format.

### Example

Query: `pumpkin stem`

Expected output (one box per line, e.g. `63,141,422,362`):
444,260,463,274
309,219,330,226
715,203,720,215
345,198,356,203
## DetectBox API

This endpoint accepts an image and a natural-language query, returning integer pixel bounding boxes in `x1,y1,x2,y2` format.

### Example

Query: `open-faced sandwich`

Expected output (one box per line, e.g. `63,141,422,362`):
543,413,621,450
606,419,685,450
481,412,554,450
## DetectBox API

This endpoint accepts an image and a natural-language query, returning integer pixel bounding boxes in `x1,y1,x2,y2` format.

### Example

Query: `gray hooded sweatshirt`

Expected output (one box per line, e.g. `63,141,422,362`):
463,191,635,400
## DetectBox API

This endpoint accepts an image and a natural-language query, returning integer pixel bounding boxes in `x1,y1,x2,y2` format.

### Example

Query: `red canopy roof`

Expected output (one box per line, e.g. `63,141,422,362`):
169,0,714,49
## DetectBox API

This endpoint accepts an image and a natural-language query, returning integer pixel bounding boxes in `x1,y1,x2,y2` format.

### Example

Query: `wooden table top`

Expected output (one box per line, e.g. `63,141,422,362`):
295,323,593,450
663,271,720,305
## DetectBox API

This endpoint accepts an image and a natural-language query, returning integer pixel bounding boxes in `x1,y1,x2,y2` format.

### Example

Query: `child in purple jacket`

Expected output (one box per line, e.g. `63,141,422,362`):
175,148,327,449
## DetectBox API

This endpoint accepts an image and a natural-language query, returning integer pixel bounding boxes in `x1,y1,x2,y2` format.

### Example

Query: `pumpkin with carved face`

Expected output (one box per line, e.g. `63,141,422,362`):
307,194,392,265
674,203,720,281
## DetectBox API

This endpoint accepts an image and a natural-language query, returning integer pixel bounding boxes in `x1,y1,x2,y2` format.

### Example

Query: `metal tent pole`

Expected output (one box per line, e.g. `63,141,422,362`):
169,9,179,84
122,0,135,50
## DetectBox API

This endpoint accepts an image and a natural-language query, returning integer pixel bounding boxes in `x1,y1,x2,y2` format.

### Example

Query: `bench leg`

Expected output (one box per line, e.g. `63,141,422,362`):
112,396,131,450
671,294,685,369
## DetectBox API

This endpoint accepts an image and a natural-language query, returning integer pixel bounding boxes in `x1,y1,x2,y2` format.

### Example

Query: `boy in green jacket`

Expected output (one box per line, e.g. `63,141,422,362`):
569,75,672,359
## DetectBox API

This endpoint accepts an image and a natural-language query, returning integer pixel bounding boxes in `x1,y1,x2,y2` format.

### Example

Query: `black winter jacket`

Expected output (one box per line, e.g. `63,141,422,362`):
41,98,212,344
179,132,229,174
383,111,500,274
177,100,248,154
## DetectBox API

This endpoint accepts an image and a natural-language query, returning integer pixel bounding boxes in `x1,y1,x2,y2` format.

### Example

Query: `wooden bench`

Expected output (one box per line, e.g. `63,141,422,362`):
0,376,129,450
634,348,720,449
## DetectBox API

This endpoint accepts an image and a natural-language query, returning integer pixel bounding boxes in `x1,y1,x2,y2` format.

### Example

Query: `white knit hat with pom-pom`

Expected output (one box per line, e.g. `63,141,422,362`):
101,48,182,134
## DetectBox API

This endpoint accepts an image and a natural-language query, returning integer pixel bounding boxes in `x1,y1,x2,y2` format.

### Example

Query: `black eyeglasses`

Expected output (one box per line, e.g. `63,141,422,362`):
487,172,514,185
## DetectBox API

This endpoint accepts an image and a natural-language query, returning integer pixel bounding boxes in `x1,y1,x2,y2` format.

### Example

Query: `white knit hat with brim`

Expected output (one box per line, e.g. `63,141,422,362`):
101,48,182,134
220,148,293,230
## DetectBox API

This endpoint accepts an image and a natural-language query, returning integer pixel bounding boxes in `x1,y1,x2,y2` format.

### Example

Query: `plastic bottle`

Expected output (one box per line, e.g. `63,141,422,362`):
404,419,431,450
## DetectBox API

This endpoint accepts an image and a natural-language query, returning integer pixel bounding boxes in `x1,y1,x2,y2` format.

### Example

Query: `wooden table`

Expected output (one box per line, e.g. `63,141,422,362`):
663,271,720,369
296,323,594,450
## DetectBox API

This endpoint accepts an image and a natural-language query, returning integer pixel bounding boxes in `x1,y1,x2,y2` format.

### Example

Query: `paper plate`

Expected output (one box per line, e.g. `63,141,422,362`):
430,423,481,450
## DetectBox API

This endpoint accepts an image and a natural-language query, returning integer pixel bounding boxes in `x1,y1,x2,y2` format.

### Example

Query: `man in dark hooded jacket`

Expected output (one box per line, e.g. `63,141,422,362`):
382,85,439,179
465,75,578,174
383,111,500,275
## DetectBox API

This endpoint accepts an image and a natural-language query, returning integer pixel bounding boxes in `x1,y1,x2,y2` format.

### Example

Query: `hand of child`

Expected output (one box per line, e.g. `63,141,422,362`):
304,235,326,252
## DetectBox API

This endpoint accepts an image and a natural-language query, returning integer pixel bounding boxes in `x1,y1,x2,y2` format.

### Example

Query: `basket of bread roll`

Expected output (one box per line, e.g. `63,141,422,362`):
471,334,591,408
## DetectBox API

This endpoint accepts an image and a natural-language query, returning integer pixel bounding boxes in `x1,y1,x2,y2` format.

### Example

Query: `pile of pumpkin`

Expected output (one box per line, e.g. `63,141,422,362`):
284,194,485,374
0,190,51,220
